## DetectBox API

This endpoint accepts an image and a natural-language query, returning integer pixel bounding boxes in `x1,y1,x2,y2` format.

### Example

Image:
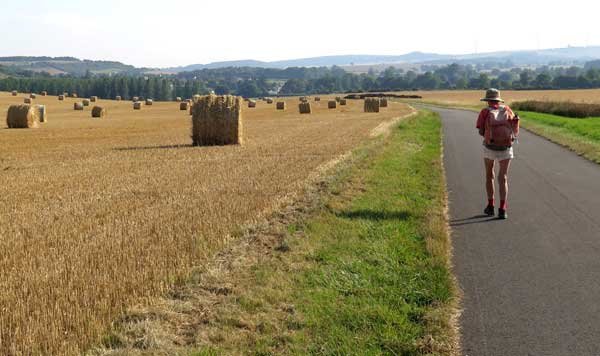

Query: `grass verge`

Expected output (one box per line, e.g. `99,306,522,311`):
92,111,458,356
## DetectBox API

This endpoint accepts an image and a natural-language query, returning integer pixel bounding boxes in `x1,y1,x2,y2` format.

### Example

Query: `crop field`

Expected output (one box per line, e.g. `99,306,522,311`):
0,92,412,355
396,89,600,108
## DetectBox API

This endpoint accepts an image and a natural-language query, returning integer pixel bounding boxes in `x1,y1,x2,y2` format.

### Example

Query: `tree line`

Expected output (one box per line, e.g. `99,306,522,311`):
3,62,600,100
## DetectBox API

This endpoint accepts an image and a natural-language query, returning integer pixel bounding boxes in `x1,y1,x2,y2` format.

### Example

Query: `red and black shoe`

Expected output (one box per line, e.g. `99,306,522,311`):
498,208,508,220
484,205,495,216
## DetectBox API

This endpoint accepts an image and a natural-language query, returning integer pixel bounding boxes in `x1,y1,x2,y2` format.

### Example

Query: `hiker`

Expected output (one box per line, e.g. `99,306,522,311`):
476,88,520,220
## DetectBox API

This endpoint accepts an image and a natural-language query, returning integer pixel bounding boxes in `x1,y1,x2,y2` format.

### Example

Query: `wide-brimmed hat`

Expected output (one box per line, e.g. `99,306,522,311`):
481,88,504,102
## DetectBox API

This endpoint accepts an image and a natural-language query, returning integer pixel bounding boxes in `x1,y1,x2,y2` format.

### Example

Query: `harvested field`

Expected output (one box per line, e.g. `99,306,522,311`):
393,89,600,107
0,92,412,355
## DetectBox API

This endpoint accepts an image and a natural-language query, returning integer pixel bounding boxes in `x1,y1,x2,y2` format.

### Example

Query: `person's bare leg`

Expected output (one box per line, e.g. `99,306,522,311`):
498,159,511,203
485,158,495,201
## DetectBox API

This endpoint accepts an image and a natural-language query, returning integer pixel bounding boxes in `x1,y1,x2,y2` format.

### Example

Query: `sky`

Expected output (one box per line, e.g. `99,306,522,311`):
0,0,598,68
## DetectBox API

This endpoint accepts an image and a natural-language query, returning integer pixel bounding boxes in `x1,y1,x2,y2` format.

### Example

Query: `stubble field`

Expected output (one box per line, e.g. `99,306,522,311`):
397,88,600,107
0,93,411,355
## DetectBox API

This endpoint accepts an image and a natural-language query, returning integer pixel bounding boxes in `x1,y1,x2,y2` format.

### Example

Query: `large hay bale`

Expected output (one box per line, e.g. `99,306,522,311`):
248,100,257,108
58,95,65,101
24,98,32,104
180,102,189,110
11,91,17,96
30,94,37,99
115,95,122,101
41,91,47,96
299,102,312,114
145,99,153,106
191,94,243,146
91,106,106,118
276,101,286,110
35,105,47,123
6,105,39,129
328,100,337,109
82,99,91,106
90,96,98,102
364,98,380,113
133,102,142,110
379,98,388,108
74,102,84,110
340,99,347,106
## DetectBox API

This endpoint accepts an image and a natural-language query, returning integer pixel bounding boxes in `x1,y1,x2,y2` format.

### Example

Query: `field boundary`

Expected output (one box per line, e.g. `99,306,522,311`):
88,109,423,355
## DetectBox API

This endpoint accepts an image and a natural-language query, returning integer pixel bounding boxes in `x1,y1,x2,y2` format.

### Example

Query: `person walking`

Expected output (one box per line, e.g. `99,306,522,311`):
476,89,520,219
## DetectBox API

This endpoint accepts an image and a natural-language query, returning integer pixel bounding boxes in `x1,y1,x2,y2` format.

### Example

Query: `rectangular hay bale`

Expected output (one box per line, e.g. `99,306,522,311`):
328,100,337,109
299,102,312,114
364,98,380,113
276,101,286,110
191,94,243,146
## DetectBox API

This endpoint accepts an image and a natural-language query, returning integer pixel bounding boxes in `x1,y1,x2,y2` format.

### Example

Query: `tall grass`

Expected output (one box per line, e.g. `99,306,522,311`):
511,100,600,118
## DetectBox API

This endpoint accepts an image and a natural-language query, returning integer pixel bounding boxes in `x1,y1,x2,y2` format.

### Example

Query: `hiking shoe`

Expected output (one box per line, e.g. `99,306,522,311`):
484,205,495,216
498,208,507,220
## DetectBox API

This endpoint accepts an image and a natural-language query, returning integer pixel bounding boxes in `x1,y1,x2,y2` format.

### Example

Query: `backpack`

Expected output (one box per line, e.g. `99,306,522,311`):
484,106,518,150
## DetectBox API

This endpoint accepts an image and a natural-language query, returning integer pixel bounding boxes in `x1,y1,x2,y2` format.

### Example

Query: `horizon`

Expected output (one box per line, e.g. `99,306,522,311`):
1,0,599,67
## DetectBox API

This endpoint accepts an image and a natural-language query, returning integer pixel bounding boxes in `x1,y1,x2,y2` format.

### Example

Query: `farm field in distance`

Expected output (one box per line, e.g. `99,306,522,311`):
0,92,412,355
397,89,600,108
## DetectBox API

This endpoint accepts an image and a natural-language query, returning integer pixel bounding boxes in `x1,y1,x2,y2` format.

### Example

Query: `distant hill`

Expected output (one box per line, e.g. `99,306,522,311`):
165,46,600,72
0,56,143,76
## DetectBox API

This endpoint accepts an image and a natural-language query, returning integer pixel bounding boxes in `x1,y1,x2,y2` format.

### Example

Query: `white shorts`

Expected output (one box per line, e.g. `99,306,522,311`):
483,146,514,161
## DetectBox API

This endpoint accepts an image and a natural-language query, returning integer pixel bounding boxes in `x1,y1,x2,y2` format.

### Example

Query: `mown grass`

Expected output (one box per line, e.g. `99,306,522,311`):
518,111,600,163
291,111,456,355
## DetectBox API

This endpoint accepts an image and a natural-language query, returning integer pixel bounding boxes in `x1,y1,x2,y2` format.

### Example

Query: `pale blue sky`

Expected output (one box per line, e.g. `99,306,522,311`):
1,0,597,67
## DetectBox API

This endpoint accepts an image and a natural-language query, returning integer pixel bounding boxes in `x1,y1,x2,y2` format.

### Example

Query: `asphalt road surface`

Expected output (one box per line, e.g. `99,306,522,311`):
433,106,600,356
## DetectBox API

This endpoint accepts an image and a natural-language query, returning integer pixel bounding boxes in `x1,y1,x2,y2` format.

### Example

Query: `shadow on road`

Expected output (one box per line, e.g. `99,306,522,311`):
336,209,411,221
450,214,499,227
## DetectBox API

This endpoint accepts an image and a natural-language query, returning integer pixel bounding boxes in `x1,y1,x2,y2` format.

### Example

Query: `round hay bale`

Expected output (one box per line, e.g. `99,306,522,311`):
82,99,91,106
314,97,321,102
276,101,286,110
90,96,98,102
133,102,142,110
248,100,257,108
340,99,347,106
35,105,48,123
71,93,78,98
176,97,182,102
379,98,388,108
91,106,106,118
145,99,153,106
299,102,312,114
74,102,84,111
266,98,274,104
132,96,139,102
328,100,337,109
115,95,122,101
24,98,32,104
11,91,18,96
41,91,47,96
6,105,39,129
364,98,380,113
30,94,37,99
180,102,189,110
58,95,65,101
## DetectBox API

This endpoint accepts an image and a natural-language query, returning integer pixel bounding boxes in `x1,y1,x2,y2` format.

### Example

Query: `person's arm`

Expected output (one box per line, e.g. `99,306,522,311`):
476,109,487,136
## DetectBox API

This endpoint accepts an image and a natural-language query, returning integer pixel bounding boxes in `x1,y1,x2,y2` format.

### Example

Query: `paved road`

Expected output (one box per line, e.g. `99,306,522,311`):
433,107,600,356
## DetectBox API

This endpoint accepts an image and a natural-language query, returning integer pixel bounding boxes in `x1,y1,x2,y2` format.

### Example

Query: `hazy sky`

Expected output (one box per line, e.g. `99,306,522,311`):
0,0,597,67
